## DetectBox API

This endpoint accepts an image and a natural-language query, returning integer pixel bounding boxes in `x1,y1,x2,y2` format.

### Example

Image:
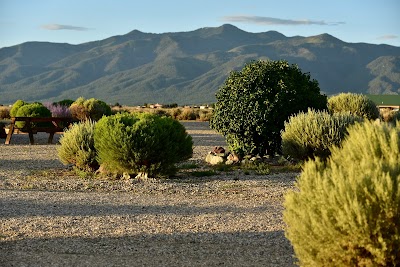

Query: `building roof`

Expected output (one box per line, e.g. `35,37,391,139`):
367,95,400,106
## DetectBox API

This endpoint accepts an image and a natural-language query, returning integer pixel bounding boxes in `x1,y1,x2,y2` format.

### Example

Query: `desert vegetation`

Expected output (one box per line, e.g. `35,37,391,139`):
284,121,400,266
1,59,399,266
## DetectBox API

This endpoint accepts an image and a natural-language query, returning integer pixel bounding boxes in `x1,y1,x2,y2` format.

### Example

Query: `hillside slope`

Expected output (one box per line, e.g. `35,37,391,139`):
1,24,399,105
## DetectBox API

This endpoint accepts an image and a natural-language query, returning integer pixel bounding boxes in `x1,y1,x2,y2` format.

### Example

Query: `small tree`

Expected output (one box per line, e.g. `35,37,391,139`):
328,92,380,120
210,60,327,156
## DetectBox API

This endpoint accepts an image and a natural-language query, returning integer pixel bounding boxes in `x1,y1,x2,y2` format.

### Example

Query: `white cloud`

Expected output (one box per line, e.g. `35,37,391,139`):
221,15,345,26
377,34,398,40
41,24,91,31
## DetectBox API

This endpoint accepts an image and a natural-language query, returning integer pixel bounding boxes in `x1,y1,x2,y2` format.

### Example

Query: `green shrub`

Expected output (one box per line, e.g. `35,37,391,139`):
57,120,98,171
10,100,26,117
70,97,112,121
15,103,51,128
328,92,380,120
210,60,327,157
284,121,400,266
281,109,362,160
94,113,193,178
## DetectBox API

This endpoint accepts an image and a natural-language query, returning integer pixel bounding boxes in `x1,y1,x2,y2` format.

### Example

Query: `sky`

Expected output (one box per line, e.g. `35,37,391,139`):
1,0,399,48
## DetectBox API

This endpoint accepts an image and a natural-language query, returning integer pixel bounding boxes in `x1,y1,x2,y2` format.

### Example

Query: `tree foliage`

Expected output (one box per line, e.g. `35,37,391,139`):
210,60,327,156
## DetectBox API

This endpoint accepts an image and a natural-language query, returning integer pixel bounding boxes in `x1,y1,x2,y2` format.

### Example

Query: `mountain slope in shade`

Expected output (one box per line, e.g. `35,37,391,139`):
1,24,399,105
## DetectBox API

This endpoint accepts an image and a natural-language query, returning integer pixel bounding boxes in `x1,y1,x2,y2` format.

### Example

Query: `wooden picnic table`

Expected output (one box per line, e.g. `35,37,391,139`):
4,117,76,145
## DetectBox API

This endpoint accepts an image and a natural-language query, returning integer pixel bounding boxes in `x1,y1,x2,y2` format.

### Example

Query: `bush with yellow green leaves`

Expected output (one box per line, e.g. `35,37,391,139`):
284,121,400,266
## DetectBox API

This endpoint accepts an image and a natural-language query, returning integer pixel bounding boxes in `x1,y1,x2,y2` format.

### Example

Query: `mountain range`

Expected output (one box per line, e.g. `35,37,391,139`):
1,24,399,105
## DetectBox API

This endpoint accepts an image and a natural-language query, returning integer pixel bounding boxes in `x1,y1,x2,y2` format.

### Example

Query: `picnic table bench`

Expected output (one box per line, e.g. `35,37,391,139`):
4,117,76,145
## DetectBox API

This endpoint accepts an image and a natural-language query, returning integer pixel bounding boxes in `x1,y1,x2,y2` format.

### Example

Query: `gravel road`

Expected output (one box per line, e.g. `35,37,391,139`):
0,121,298,267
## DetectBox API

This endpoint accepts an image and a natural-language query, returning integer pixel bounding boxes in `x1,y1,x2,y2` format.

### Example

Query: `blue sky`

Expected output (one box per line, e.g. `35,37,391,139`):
1,0,399,48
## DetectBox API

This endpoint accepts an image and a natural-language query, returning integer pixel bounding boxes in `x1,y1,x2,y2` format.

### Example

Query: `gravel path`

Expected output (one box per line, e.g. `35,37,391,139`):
0,121,298,267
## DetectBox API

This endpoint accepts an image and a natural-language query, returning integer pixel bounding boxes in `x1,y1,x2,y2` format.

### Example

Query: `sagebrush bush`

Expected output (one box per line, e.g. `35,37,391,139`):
70,97,112,121
198,109,212,121
284,121,400,266
9,99,26,117
328,92,380,120
177,108,197,120
281,109,362,160
94,113,193,178
15,103,51,128
57,120,98,171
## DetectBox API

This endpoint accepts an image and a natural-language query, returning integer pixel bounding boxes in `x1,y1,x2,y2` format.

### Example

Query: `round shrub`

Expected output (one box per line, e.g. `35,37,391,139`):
57,120,98,171
328,92,380,120
94,113,193,178
281,109,362,160
10,99,26,117
70,97,112,121
15,103,51,129
284,121,400,266
210,60,327,157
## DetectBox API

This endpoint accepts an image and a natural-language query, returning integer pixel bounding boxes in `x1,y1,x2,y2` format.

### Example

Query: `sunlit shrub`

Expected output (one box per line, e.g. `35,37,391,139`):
94,113,193,178
284,121,400,266
15,103,51,129
9,99,26,117
57,120,98,171
69,97,111,121
328,92,379,120
281,109,362,160
177,108,197,120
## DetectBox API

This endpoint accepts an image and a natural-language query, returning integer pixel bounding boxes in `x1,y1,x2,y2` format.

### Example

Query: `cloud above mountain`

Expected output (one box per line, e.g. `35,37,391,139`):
41,24,91,31
221,15,345,26
377,34,398,40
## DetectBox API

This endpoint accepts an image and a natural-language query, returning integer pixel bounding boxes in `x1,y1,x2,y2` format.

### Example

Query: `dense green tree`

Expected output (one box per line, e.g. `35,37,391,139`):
210,60,327,156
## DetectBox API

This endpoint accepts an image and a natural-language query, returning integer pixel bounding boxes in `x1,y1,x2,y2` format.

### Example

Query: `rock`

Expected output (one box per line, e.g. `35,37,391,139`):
212,146,225,154
227,153,240,163
205,152,224,165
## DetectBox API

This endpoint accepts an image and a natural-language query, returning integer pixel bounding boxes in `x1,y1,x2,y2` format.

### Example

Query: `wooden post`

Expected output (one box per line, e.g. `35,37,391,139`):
4,118,15,145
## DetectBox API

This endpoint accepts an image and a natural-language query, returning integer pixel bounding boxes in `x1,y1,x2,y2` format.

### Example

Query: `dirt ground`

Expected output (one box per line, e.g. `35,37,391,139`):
0,121,298,267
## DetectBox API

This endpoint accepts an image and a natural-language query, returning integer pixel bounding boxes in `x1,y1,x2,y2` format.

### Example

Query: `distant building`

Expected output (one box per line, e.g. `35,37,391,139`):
149,103,163,109
367,95,400,111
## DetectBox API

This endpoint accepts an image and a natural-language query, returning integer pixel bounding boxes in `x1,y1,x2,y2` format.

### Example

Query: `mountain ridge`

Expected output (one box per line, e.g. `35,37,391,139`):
1,24,399,105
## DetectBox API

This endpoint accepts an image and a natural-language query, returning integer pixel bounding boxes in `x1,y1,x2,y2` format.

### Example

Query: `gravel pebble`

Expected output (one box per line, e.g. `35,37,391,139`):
0,121,298,266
